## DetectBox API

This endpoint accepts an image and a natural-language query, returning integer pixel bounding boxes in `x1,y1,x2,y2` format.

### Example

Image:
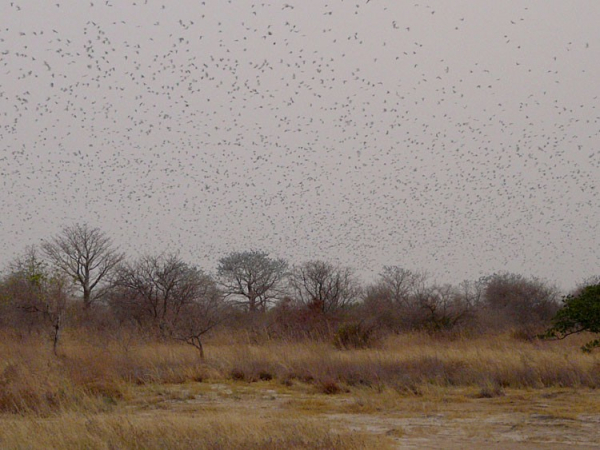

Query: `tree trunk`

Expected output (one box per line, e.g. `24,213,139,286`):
83,288,91,308
189,336,204,359
52,317,61,356
195,337,204,359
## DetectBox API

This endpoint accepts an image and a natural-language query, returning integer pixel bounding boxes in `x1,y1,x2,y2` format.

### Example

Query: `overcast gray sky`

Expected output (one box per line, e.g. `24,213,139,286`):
1,0,599,290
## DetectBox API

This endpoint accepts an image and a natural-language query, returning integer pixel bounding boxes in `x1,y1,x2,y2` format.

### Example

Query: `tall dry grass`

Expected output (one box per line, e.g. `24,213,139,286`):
0,411,389,450
2,329,599,448
1,329,599,416
0,330,211,415
206,331,600,392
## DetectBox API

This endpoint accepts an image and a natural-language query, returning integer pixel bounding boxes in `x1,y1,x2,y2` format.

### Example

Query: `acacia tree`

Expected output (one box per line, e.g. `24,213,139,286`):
42,223,124,308
111,253,226,356
216,250,288,312
289,260,361,315
543,284,600,352
574,275,600,296
171,287,226,358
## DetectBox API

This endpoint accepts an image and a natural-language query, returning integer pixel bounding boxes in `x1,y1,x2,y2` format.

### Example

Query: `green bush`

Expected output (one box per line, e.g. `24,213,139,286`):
542,284,600,352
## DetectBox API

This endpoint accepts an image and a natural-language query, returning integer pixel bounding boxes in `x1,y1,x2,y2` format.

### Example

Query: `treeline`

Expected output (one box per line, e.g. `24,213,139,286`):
0,223,593,355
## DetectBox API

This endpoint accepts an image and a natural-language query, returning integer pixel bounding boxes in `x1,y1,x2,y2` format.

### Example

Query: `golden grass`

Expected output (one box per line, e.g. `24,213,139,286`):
206,331,600,392
2,330,600,415
0,410,390,449
1,330,599,448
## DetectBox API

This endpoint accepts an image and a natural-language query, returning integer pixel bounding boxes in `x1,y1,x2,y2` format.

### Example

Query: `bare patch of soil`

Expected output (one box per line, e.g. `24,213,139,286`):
150,383,600,449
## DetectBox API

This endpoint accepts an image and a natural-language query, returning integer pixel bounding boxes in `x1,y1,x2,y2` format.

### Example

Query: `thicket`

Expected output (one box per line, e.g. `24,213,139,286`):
0,223,594,356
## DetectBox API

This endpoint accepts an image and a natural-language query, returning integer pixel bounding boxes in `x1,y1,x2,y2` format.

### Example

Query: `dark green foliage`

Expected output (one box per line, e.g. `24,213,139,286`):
542,284,600,352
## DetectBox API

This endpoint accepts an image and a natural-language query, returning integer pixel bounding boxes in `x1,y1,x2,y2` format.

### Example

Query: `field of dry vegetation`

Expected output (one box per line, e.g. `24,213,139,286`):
2,230,599,447
2,329,600,449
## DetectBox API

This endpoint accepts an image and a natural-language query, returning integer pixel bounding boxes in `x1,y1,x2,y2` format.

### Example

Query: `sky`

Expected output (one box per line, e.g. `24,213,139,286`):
1,0,599,290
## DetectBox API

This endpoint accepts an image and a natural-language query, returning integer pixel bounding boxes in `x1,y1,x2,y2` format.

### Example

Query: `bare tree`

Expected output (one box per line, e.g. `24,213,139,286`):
217,250,288,312
289,260,361,314
171,286,227,358
456,279,485,308
412,283,473,332
378,266,427,307
363,268,475,333
365,266,427,307
480,272,560,334
42,223,124,308
362,267,429,331
111,253,227,356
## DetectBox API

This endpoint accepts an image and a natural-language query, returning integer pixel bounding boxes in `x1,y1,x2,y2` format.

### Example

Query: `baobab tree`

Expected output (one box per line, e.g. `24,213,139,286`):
42,223,124,308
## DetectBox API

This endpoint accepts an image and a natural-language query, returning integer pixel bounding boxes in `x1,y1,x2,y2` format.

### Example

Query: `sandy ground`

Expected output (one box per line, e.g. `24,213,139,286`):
327,412,600,449
145,382,600,449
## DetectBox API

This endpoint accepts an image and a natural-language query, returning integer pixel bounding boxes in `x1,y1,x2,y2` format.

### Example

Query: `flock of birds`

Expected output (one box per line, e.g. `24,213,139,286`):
0,1,598,290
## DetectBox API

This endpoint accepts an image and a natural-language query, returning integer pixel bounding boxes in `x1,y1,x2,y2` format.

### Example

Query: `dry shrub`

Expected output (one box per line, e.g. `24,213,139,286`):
228,357,277,383
319,378,347,395
475,379,505,398
333,322,377,350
